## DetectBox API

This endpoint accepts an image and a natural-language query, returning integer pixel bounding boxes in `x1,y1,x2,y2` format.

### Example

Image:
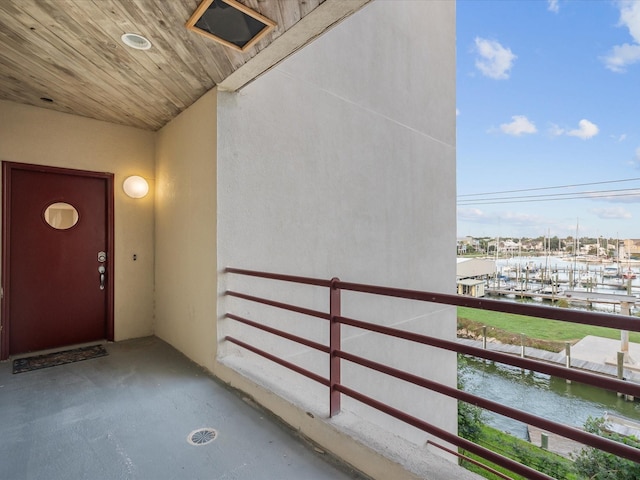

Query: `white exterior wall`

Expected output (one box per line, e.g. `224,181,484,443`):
217,0,457,468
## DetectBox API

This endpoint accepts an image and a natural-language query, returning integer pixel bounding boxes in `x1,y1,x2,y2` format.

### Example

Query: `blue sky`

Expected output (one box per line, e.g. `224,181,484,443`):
457,0,640,240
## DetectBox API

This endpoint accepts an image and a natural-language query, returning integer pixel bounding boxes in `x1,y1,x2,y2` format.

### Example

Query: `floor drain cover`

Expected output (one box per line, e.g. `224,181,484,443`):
187,428,217,446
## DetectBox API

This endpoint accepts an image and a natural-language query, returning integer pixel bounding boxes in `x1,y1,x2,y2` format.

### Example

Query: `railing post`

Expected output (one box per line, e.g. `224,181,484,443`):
540,433,549,450
617,351,624,399
482,326,487,349
565,342,571,384
329,277,341,417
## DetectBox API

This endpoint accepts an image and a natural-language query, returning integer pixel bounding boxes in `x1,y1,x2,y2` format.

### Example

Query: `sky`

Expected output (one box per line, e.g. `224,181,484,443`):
456,0,640,240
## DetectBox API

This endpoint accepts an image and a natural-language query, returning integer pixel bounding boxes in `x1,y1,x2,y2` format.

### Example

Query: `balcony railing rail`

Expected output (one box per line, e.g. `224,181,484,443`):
225,267,640,480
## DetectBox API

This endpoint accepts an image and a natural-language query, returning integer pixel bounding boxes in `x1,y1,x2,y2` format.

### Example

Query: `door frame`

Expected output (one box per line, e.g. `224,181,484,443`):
1,162,115,360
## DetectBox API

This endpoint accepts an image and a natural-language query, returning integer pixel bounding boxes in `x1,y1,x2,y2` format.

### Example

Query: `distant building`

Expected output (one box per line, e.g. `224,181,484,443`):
623,239,640,258
456,258,496,297
457,278,485,297
457,236,481,254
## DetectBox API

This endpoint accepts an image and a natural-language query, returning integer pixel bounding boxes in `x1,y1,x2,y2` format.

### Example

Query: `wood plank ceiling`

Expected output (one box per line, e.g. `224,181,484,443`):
0,0,369,131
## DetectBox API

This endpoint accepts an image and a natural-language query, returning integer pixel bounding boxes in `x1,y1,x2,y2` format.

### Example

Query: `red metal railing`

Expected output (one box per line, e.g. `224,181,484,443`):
224,267,640,480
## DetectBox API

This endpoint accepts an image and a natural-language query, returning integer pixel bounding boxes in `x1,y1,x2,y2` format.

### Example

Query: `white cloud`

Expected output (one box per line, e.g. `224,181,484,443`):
548,0,559,13
549,119,599,139
589,184,640,203
457,208,590,238
566,119,599,139
501,211,548,225
456,108,460,116
457,207,547,227
499,115,537,136
549,123,565,136
457,208,487,222
620,0,640,43
590,206,633,219
602,0,640,72
603,43,640,72
614,133,628,142
474,37,517,79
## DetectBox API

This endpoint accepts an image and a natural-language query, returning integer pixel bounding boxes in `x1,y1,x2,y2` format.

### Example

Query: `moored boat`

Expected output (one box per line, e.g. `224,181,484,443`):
622,269,637,279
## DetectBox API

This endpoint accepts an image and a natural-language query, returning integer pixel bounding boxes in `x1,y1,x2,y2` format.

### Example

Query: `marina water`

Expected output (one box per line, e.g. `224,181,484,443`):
461,358,640,440
493,255,640,302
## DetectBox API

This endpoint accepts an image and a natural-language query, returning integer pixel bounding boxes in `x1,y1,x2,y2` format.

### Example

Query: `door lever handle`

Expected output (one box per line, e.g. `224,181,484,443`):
98,266,106,290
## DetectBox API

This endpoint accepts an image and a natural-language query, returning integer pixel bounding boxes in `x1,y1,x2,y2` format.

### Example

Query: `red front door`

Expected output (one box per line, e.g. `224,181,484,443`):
1,162,114,358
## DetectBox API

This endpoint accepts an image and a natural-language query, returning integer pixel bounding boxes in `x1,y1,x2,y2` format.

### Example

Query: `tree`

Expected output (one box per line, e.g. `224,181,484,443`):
477,237,490,254
573,417,640,480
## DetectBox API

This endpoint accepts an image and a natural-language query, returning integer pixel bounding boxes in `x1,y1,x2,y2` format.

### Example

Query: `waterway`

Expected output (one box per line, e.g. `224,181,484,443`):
460,357,640,440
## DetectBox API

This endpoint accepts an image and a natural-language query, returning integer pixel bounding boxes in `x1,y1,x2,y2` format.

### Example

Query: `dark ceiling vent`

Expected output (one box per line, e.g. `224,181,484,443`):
186,0,276,52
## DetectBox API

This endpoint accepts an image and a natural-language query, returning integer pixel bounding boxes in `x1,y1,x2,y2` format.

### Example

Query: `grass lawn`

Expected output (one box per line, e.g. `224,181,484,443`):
461,425,577,480
458,306,640,349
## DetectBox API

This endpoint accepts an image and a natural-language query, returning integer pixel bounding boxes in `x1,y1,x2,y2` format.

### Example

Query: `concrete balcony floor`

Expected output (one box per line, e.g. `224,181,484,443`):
0,336,367,480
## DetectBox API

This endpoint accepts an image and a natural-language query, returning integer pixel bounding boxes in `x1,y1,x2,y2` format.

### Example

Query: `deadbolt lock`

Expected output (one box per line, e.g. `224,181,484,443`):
98,251,107,262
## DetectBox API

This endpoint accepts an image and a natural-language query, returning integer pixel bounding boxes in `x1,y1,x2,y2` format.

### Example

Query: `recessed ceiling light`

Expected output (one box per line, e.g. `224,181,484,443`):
121,33,152,50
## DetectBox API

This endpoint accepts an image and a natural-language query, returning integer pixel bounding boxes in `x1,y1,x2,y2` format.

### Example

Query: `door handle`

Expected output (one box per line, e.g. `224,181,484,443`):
98,266,106,290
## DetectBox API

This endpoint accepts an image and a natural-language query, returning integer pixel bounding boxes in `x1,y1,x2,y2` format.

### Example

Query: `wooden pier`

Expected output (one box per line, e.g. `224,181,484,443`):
485,288,637,311
527,425,584,458
456,338,640,383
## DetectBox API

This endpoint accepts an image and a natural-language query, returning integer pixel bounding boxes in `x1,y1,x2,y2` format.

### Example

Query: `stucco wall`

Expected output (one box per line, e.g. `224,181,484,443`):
154,90,217,371
0,100,155,346
217,0,456,466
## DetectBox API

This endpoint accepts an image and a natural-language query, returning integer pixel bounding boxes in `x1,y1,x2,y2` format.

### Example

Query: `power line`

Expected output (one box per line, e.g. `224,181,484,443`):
458,190,640,206
457,187,640,205
457,177,640,198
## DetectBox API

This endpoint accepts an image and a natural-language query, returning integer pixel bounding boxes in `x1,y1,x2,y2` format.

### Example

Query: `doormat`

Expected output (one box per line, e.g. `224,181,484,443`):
12,344,108,374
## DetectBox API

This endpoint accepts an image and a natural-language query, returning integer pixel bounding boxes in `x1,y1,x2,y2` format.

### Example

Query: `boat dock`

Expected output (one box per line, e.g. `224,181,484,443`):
456,337,640,383
526,413,640,459
526,425,584,458
485,288,637,311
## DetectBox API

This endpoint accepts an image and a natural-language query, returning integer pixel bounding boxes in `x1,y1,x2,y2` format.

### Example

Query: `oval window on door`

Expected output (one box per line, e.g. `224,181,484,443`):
44,202,79,230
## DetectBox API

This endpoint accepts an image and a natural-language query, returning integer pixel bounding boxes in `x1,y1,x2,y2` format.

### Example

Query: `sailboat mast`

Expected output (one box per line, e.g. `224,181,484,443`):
545,228,549,282
573,219,579,286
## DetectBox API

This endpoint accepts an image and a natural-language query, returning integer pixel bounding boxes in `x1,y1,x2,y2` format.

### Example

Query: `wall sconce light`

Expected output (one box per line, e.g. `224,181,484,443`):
123,175,149,199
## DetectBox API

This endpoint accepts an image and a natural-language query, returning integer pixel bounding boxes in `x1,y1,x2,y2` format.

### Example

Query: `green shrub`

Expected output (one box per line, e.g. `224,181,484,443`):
573,417,640,480
458,354,484,442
